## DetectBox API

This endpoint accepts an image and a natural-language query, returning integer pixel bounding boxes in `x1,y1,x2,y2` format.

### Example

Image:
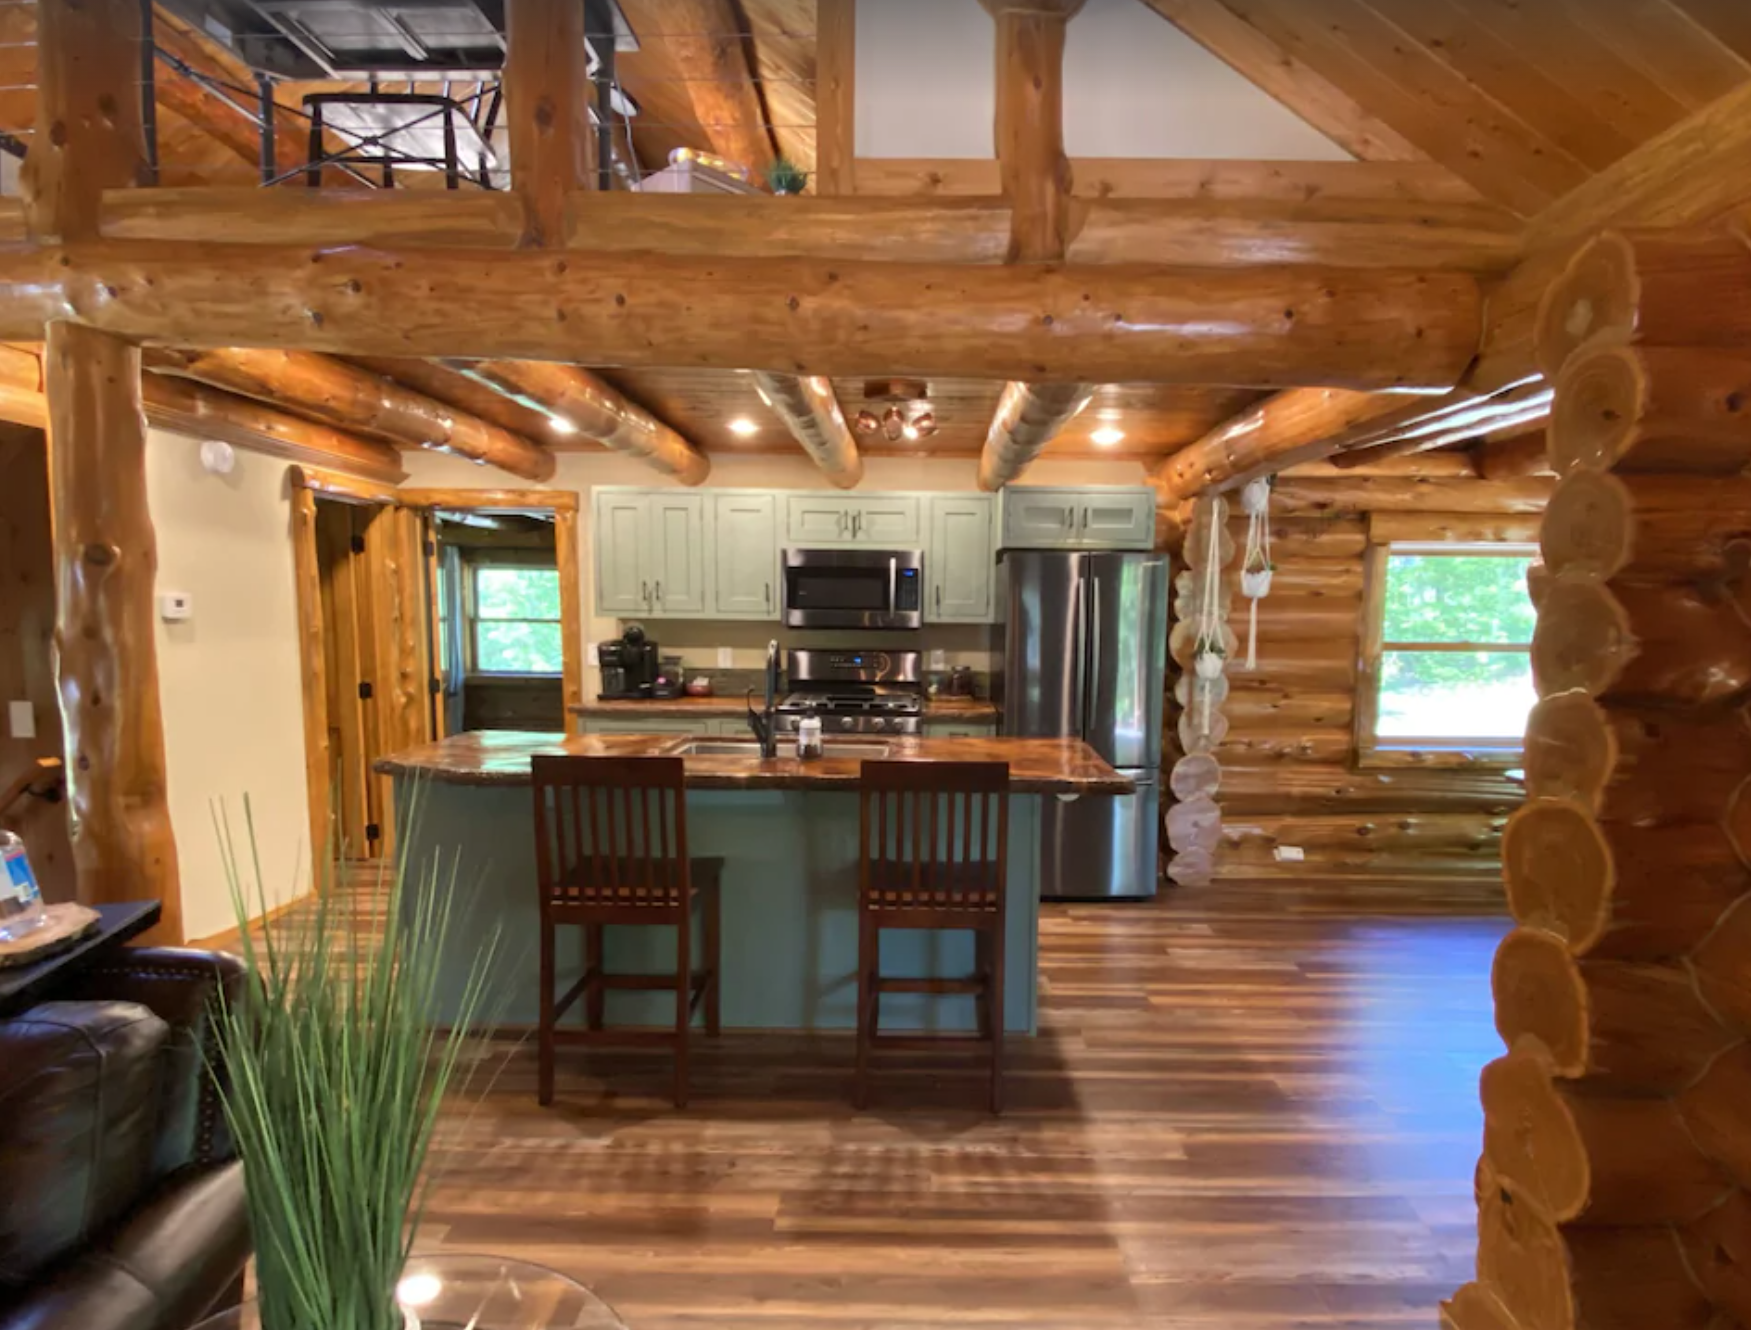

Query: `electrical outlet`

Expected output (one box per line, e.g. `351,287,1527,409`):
928,648,948,671
717,647,734,669
1272,845,1306,863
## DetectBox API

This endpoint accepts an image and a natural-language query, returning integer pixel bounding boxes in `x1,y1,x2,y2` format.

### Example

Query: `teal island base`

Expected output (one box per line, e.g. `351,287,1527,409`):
394,779,1042,1035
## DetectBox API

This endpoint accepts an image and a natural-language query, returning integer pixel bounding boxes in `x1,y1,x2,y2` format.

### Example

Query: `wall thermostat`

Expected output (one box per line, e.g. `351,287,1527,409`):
158,591,194,622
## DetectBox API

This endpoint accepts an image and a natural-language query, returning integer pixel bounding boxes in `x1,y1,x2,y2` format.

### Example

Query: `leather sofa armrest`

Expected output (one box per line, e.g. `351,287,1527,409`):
54,949,248,1172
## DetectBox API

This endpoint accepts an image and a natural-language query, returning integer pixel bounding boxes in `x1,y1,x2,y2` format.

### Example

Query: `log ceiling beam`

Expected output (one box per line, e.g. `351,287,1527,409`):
1159,77,1751,504
748,372,861,488
647,0,779,182
145,347,556,481
453,360,710,485
24,0,144,241
0,242,1483,389
506,0,594,246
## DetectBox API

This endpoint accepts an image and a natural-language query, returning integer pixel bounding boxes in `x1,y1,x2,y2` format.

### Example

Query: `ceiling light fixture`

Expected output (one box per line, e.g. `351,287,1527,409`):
727,417,759,437
1091,426,1126,447
854,379,938,442
549,416,578,436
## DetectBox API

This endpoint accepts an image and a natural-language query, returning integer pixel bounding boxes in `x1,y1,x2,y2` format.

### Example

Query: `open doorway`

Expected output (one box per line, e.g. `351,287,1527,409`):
432,509,567,734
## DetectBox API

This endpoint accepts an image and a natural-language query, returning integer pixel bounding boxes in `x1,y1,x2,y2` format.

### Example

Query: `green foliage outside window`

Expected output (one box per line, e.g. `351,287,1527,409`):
473,565,563,674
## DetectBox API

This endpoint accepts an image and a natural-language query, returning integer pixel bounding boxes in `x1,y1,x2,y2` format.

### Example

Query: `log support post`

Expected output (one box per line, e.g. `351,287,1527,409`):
46,322,182,943
975,0,1093,489
1450,228,1751,1330
506,0,594,246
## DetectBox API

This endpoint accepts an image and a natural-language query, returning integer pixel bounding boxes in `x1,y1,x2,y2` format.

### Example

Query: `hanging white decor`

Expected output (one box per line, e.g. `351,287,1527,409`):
1238,477,1273,671
1190,502,1227,735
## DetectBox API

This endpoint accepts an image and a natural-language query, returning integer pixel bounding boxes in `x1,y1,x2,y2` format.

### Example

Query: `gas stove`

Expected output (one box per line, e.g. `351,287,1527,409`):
773,649,924,735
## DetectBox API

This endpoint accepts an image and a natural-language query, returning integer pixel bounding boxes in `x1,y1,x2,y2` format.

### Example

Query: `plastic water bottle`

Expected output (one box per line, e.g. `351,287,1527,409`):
0,830,47,942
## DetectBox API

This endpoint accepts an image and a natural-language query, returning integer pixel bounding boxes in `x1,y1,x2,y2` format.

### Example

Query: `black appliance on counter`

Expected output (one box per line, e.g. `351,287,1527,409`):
597,624,660,699
775,648,923,735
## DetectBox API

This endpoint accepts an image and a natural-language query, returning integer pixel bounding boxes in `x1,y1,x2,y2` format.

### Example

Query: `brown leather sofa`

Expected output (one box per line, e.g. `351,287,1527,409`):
0,948,251,1330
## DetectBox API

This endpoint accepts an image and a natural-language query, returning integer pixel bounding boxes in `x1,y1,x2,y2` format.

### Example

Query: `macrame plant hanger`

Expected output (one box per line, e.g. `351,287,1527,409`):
1238,478,1273,671
1191,506,1226,736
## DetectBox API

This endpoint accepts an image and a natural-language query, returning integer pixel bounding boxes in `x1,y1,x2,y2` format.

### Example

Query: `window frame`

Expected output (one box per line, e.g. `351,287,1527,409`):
1356,539,1539,768
463,551,566,680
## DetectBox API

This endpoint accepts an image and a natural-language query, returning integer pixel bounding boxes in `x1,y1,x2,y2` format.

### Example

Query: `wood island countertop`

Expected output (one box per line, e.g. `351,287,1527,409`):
376,730,1130,795
572,695,1001,722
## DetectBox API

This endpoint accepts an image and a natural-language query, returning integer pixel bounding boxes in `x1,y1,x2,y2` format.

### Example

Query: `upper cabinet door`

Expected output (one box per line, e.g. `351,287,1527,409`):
926,495,995,623
1001,488,1082,550
848,495,921,546
647,493,708,616
711,493,778,620
594,491,649,616
785,495,857,546
1077,490,1156,550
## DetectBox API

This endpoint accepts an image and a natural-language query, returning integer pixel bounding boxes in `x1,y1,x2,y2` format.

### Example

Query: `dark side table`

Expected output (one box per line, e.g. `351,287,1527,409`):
0,900,163,1017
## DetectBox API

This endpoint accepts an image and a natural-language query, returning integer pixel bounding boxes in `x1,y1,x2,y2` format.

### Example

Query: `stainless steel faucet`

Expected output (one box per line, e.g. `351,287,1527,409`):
745,639,780,758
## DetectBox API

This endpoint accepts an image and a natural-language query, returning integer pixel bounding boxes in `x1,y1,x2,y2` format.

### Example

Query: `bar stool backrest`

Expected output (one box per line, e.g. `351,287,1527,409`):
532,755,690,910
858,760,1010,914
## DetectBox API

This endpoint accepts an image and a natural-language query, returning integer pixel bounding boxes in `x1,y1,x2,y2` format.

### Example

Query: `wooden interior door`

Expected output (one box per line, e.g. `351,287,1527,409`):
315,498,380,860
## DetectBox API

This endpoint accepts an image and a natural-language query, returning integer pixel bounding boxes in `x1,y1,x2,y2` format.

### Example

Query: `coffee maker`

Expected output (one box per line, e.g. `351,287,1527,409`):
598,623,659,699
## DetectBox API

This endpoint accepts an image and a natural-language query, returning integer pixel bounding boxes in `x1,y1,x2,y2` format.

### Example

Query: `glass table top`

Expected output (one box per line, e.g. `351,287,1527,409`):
193,1253,628,1330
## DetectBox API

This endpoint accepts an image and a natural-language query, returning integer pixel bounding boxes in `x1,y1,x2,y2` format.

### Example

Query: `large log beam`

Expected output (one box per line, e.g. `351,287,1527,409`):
24,0,144,240
456,360,710,485
977,382,1096,491
45,322,181,942
748,372,861,488
146,347,555,482
506,0,594,245
647,0,779,181
0,242,1483,389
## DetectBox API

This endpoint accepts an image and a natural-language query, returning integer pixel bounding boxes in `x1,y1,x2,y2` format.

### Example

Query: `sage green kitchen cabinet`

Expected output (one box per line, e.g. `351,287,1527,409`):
784,494,921,547
591,489,707,619
925,494,996,623
1000,486,1155,551
710,493,779,619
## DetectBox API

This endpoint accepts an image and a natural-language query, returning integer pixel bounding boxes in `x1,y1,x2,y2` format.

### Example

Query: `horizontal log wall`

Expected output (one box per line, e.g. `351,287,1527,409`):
1205,478,1532,881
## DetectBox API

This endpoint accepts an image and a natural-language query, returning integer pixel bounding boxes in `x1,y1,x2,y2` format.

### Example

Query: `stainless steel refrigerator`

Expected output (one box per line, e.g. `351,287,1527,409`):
992,550,1169,900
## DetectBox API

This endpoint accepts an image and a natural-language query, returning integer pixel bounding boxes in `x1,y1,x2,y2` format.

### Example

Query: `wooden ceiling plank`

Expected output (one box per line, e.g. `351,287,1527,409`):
1212,0,1588,215
1137,0,1427,161
0,242,1484,389
642,0,779,180
1358,0,1642,171
146,347,556,480
1666,0,1751,64
457,360,710,484
749,371,862,486
1553,0,1751,114
1440,0,1693,149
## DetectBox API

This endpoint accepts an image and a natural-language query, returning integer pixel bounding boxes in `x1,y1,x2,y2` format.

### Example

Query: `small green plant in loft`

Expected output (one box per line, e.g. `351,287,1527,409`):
766,156,808,195
209,799,499,1330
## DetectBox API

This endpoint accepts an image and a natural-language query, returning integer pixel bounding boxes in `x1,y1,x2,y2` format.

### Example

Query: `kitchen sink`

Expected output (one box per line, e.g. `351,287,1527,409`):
673,739,893,760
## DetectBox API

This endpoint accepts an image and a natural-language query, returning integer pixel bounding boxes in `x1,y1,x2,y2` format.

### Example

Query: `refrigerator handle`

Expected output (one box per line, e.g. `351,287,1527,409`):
1072,575,1087,738
1086,575,1102,736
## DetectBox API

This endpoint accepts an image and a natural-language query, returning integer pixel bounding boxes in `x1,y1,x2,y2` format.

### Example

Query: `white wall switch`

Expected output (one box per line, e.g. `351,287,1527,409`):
7,700,34,740
158,591,194,622
1272,845,1306,863
717,647,734,669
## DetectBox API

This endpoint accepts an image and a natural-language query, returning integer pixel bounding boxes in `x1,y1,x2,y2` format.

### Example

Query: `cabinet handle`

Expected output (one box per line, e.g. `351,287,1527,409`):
654,580,662,605
935,585,942,612
1080,508,1090,530
852,512,862,538
1064,506,1075,529
641,580,650,606
764,581,771,609
838,510,847,536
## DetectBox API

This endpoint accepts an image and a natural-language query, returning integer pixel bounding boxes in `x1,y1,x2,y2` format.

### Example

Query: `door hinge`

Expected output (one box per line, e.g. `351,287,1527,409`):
423,539,436,557
350,533,366,554
365,822,381,843
429,677,442,695
358,681,374,701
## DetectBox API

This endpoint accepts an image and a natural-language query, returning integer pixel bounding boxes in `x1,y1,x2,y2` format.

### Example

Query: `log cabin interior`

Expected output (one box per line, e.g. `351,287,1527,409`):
2,0,1751,1327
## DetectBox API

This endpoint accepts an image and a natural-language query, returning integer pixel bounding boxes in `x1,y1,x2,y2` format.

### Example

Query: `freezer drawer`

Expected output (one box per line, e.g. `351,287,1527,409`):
1040,776,1160,900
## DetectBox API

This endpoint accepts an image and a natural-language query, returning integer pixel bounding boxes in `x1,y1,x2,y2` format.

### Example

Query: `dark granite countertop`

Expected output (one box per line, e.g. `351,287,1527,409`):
376,730,1129,795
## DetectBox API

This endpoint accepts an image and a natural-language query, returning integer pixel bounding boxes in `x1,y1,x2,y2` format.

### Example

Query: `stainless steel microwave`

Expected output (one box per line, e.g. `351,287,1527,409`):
782,548,924,629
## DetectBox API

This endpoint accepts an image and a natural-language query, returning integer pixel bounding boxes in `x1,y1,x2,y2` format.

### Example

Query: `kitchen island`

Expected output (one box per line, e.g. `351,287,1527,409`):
377,731,1131,1034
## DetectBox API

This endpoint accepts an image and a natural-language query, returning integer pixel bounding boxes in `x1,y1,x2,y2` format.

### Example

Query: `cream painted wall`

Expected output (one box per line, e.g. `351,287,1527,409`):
147,433,310,941
398,448,1151,685
855,0,1348,161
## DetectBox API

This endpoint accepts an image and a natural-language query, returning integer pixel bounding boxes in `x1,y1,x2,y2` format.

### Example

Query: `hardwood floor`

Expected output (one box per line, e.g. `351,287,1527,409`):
384,875,1504,1329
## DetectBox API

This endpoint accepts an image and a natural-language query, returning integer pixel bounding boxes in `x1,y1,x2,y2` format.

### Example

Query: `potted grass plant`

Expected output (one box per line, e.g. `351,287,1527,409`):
208,800,499,1330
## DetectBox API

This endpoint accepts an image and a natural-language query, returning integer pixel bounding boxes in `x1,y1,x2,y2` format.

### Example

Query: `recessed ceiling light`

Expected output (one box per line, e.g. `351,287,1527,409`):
1091,426,1126,447
549,416,578,436
727,417,759,437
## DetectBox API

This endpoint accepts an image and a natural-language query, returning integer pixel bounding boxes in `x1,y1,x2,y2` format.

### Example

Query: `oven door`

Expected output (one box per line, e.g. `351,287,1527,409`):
783,549,923,629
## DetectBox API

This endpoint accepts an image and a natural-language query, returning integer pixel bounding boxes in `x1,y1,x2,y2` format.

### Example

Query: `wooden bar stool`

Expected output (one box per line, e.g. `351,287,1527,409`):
531,755,722,1109
855,760,1011,1114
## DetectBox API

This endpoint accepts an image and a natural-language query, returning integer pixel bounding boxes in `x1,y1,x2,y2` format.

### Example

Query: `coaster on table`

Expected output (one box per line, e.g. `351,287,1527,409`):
0,903,101,968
